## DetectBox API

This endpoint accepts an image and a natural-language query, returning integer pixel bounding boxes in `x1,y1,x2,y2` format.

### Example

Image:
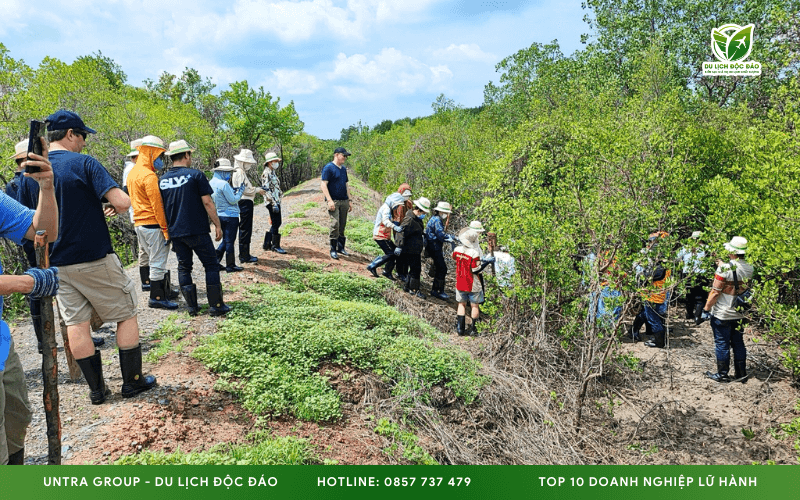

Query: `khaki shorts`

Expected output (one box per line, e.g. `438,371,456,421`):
56,253,138,326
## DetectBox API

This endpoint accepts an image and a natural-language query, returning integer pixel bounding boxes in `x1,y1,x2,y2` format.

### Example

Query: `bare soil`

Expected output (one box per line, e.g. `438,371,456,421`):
11,177,799,465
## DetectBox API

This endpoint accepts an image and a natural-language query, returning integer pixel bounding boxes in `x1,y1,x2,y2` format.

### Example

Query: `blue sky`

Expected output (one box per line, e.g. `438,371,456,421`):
1,0,587,140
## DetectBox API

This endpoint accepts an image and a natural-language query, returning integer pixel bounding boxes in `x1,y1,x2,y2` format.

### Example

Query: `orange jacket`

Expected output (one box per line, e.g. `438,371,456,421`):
126,144,169,239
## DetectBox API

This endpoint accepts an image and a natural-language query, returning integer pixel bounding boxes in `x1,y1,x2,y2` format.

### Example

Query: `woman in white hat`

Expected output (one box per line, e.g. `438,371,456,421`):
210,159,245,272
396,197,431,297
424,201,456,300
232,149,266,263
261,151,287,254
367,192,406,280
702,236,755,383
452,229,495,335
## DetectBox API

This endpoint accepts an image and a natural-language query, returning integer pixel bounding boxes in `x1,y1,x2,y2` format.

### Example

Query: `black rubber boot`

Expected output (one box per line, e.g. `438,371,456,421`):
263,231,273,251
330,239,339,260
75,350,111,405
139,266,151,291
456,315,466,336
337,236,350,257
467,317,480,336
645,331,665,348
733,360,748,383
225,253,243,273
7,448,24,465
239,245,258,263
381,270,396,280
272,234,287,254
207,284,231,316
705,360,731,383
119,345,157,398
30,297,43,354
164,270,180,300
431,279,449,300
408,278,426,298
367,255,390,278
181,284,200,316
148,278,179,310
92,336,105,347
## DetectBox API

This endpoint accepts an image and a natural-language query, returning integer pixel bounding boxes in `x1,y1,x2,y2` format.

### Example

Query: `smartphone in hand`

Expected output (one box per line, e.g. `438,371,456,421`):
25,120,47,173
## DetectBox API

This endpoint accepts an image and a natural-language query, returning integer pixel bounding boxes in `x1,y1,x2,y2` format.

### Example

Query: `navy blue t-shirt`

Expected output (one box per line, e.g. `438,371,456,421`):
17,150,117,267
321,162,349,200
159,167,214,238
5,171,36,268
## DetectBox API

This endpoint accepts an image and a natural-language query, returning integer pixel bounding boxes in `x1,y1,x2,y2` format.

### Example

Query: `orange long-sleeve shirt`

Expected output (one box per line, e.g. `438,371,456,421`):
126,145,169,239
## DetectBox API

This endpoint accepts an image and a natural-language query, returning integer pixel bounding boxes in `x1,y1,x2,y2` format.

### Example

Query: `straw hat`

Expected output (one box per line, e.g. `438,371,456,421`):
469,220,485,232
139,135,165,151
264,152,282,164
413,197,431,213
9,139,29,160
434,201,452,214
126,138,143,157
213,158,234,171
724,236,748,255
234,148,256,164
165,139,195,156
459,229,481,250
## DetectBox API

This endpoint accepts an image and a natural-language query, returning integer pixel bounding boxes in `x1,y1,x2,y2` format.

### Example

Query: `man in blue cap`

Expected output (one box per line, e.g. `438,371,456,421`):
17,110,157,405
320,147,352,259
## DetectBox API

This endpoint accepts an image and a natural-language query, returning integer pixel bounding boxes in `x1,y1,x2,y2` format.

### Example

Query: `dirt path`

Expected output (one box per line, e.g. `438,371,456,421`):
11,177,798,464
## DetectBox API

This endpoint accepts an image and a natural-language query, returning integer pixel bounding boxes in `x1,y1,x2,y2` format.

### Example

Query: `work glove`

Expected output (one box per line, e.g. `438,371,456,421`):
443,234,456,243
272,204,281,214
392,224,404,232
481,255,496,264
700,310,711,322
25,267,59,298
394,247,403,256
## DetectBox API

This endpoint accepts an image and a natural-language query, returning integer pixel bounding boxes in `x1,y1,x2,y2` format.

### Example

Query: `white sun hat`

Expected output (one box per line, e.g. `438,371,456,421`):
9,139,29,160
213,158,234,171
434,201,452,213
165,139,195,156
413,197,431,213
234,148,256,164
724,236,748,255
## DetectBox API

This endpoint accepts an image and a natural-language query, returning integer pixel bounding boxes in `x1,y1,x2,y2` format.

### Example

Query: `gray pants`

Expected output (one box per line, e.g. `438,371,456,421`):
1,338,31,464
328,200,349,240
136,226,170,281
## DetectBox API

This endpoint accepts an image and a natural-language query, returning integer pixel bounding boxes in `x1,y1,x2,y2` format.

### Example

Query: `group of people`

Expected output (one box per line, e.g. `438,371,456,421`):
591,231,755,384
363,179,497,336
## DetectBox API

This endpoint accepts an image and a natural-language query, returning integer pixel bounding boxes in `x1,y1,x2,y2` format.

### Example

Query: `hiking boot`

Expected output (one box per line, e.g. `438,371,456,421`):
75,350,111,405
119,345,157,398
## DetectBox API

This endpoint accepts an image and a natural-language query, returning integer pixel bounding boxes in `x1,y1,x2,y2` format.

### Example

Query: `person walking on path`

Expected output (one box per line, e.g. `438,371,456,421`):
211,159,245,273
396,197,430,298
231,149,265,263
17,109,156,405
366,192,406,280
677,231,708,324
320,147,352,259
127,135,178,310
261,152,287,254
160,140,230,317
393,184,413,281
452,228,495,335
702,236,755,383
0,141,59,465
425,201,456,300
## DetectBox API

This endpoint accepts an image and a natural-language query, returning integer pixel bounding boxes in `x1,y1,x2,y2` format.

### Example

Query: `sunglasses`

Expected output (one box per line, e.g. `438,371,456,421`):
72,129,87,140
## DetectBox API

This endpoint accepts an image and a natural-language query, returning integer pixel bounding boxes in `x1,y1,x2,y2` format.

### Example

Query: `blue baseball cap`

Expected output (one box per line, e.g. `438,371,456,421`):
333,147,351,156
45,110,97,134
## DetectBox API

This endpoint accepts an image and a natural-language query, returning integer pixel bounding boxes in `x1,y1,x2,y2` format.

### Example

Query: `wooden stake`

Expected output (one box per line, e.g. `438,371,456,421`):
35,230,61,465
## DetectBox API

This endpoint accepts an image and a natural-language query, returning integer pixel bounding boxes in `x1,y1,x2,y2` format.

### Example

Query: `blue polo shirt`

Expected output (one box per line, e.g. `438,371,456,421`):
321,162,349,200
0,191,35,316
17,150,117,267
159,167,214,238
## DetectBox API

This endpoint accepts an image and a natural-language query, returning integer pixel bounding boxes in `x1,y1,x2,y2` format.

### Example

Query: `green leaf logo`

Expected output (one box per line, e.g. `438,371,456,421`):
710,24,756,63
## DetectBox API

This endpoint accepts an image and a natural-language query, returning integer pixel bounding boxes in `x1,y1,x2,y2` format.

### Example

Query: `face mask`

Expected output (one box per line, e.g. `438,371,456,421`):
271,162,280,170
418,213,426,220
154,156,164,171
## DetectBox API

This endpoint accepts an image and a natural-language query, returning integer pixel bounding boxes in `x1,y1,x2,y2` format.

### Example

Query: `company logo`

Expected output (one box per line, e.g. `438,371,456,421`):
702,24,761,76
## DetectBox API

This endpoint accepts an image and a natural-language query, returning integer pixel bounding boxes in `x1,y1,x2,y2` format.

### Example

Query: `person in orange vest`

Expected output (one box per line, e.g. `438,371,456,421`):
631,232,671,347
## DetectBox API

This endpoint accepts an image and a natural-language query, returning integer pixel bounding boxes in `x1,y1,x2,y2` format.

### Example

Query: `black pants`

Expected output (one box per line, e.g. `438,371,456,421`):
376,239,396,273
426,242,447,281
686,281,706,319
238,199,254,251
172,234,222,286
404,252,422,281
267,204,282,235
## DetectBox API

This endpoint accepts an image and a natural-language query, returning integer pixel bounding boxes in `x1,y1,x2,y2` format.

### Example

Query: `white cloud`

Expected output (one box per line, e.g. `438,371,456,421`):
432,43,497,64
329,48,451,96
271,69,322,94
